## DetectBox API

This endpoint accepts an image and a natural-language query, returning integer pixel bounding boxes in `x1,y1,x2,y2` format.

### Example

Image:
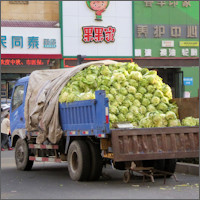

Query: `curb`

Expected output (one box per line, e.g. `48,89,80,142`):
175,162,199,176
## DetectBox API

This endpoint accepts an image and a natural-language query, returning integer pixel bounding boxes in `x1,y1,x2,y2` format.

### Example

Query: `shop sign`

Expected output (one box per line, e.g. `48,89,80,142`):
144,1,192,8
1,59,52,66
134,1,199,58
82,26,116,43
179,41,199,47
183,77,193,86
61,1,132,57
1,27,61,55
162,41,174,47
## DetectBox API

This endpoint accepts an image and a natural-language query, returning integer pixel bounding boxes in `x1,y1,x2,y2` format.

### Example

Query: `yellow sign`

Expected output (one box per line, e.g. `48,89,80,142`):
179,41,199,47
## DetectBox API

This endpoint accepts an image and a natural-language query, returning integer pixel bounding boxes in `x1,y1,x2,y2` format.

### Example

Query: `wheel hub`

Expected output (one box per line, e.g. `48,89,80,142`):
16,146,25,163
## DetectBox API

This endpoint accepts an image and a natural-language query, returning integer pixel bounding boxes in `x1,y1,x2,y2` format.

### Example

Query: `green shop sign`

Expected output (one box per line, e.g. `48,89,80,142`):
134,1,199,58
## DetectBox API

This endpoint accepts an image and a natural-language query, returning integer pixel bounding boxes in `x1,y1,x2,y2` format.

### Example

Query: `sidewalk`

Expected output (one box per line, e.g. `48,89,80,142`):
176,162,199,176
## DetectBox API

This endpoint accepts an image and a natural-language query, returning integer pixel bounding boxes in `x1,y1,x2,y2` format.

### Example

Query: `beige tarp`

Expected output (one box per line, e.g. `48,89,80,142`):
24,60,118,144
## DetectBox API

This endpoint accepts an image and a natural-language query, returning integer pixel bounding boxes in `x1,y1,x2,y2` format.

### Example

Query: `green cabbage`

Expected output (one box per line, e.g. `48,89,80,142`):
182,117,197,126
129,71,143,81
168,119,181,127
151,96,160,106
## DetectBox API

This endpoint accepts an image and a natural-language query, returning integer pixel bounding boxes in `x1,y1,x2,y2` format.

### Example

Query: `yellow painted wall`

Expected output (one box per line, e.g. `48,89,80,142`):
1,1,59,21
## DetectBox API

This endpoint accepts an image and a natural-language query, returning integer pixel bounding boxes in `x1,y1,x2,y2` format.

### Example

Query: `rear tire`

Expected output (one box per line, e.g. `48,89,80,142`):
67,140,91,181
143,159,165,171
87,141,103,181
15,139,34,171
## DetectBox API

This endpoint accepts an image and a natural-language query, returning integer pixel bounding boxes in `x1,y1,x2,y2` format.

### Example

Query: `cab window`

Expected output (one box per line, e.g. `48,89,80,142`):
11,85,24,111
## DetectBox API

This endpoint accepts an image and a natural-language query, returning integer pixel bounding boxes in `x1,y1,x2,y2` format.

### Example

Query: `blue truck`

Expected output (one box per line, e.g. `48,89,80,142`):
10,76,199,182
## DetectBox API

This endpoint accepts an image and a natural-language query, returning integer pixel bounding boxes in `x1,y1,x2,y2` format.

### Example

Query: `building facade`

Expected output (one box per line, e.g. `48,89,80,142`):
1,1,61,100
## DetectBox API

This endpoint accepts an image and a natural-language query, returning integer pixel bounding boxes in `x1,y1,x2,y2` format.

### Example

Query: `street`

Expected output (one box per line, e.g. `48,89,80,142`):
1,150,199,199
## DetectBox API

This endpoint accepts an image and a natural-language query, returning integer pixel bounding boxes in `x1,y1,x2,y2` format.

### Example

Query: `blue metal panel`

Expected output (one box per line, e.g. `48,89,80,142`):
10,77,29,134
59,90,110,137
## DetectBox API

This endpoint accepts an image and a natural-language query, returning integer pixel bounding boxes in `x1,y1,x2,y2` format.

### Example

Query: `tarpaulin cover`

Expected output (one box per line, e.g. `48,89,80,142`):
24,60,118,144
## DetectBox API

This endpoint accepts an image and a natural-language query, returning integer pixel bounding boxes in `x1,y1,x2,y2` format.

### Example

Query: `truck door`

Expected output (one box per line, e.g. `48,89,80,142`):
10,83,27,133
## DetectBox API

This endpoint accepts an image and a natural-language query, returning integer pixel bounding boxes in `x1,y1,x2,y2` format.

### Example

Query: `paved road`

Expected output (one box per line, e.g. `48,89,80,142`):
1,150,199,199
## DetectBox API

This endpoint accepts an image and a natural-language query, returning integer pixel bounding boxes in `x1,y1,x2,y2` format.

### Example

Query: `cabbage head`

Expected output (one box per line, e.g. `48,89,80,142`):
151,96,160,106
129,79,139,88
182,117,197,126
110,88,117,95
142,98,150,107
144,93,153,100
147,104,156,112
126,112,134,122
162,84,172,100
135,93,143,100
118,106,129,115
100,65,111,76
133,99,141,107
157,102,168,113
109,105,119,115
59,92,68,103
147,85,155,94
127,86,137,94
129,105,139,115
119,87,128,95
112,82,121,90
129,71,143,81
118,113,126,122
139,105,147,115
107,94,114,102
139,117,154,128
115,94,125,104
112,73,126,83
168,119,181,127
161,97,169,104
154,90,164,98
109,113,118,123
123,99,132,108
138,86,147,95
127,94,135,102
165,111,177,120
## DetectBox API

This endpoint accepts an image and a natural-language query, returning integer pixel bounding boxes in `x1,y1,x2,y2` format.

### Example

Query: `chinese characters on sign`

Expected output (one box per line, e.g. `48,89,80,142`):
1,36,57,49
144,1,191,8
135,48,198,57
136,25,198,38
82,26,116,43
1,59,51,66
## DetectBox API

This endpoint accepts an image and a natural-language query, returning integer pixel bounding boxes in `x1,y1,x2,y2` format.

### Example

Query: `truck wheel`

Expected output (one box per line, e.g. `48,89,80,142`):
114,162,126,170
143,159,165,171
67,140,91,181
87,141,103,181
164,159,177,177
15,139,34,171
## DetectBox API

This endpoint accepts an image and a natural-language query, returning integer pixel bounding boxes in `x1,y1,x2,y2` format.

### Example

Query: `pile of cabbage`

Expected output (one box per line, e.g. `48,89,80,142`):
59,62,198,128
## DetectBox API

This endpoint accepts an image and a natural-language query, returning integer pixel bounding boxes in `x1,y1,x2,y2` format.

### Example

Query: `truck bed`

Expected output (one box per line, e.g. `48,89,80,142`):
111,126,199,162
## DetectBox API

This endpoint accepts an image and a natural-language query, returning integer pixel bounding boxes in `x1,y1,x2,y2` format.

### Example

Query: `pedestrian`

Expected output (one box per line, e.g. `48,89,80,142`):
1,113,13,151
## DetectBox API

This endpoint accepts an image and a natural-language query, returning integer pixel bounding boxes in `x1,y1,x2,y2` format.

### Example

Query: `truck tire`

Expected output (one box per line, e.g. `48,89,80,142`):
143,160,165,171
67,140,91,181
15,139,34,171
164,159,177,177
114,162,126,170
87,141,103,181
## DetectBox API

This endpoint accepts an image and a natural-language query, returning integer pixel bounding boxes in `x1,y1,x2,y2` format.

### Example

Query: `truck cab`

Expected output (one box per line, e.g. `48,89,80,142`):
10,76,29,146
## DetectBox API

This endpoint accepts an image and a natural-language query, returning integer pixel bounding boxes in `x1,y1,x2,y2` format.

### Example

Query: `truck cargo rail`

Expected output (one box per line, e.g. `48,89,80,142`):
111,126,199,162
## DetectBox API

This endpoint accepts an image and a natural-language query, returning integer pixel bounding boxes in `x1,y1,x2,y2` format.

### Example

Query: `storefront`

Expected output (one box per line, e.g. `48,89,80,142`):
1,27,62,100
133,1,199,98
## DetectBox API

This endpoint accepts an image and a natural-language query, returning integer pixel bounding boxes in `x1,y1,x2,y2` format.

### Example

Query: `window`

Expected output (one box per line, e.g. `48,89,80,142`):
11,85,24,111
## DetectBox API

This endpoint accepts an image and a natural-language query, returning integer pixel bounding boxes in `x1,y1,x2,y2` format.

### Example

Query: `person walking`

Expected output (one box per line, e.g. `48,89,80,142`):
1,113,13,151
